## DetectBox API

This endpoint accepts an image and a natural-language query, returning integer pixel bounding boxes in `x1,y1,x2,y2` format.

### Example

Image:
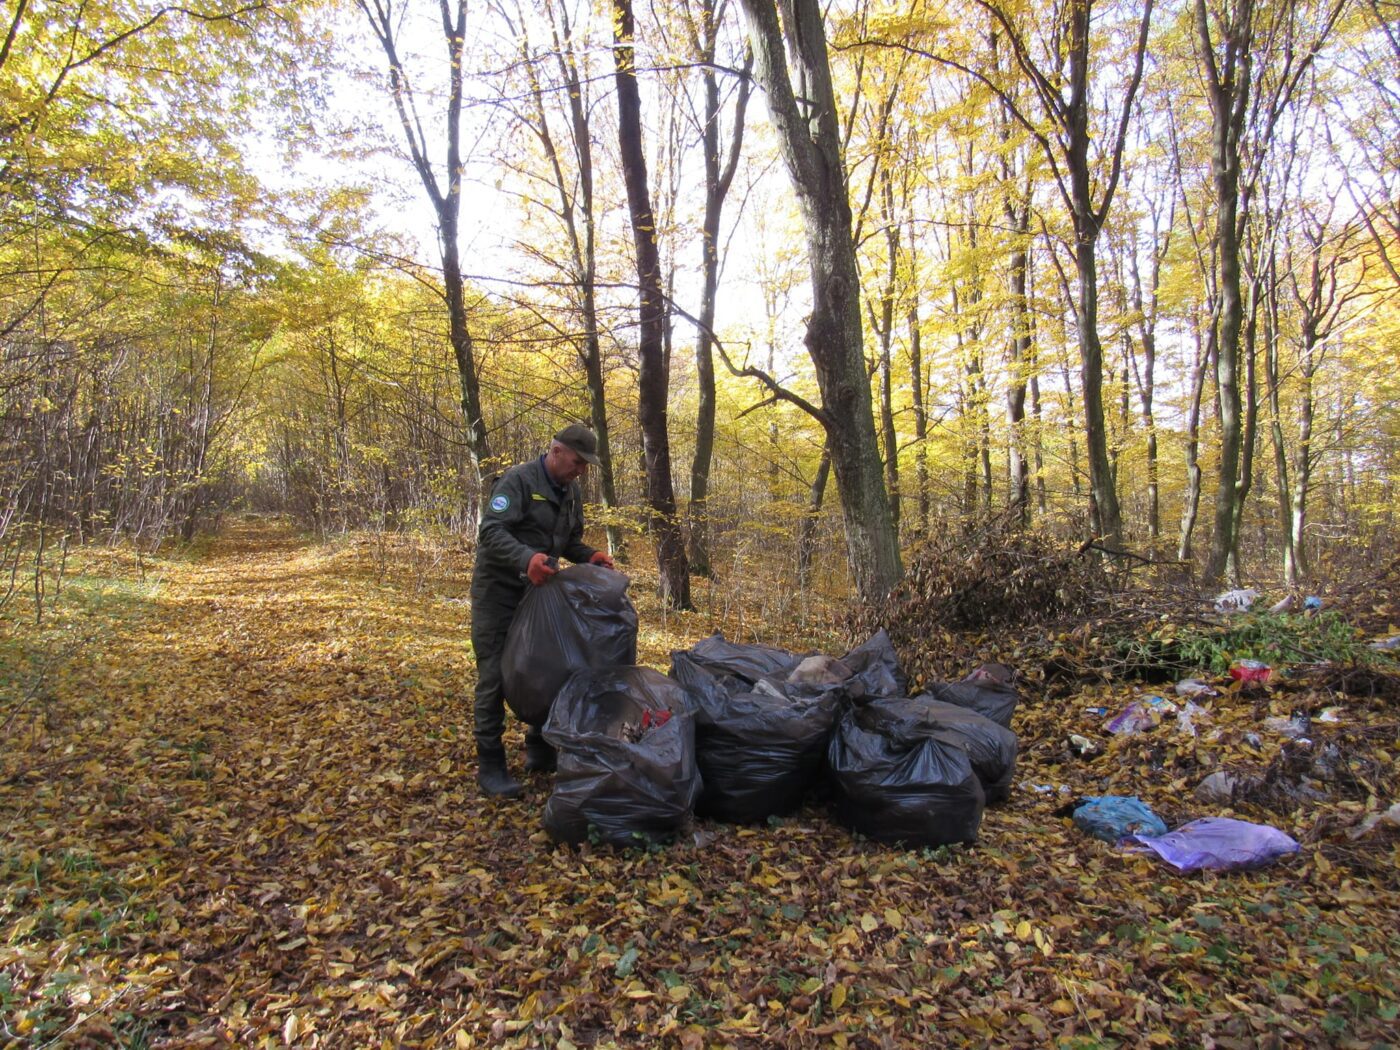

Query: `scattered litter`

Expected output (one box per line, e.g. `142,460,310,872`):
1194,771,1238,806
1129,817,1300,872
1175,678,1218,699
1303,596,1323,612
1262,713,1312,740
1369,635,1400,651
1084,706,1109,717
1106,702,1158,736
1029,783,1071,795
1067,734,1101,758
1349,803,1400,840
1072,795,1169,843
1215,588,1259,613
1229,659,1272,684
1177,701,1210,737
1243,732,1263,748
1143,694,1178,713
1316,707,1343,723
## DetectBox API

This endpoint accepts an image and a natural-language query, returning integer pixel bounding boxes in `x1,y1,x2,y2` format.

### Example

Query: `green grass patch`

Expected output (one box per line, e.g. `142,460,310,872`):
1112,611,1387,676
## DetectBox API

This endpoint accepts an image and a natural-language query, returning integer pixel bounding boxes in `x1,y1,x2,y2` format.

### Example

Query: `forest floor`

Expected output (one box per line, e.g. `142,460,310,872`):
2,518,1399,1049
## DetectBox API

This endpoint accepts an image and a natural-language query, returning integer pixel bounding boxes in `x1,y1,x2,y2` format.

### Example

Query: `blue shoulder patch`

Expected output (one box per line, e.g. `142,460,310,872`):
489,493,510,513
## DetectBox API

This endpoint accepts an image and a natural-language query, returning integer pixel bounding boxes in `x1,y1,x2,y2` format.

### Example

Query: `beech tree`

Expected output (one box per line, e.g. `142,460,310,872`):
356,0,491,490
612,0,691,608
734,0,903,601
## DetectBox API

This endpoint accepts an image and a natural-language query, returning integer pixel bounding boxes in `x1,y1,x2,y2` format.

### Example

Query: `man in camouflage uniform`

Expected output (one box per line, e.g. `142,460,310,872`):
470,424,615,797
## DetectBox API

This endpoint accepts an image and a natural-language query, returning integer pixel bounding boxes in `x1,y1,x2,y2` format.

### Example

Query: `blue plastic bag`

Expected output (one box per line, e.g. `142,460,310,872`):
1072,795,1168,843
1129,817,1300,872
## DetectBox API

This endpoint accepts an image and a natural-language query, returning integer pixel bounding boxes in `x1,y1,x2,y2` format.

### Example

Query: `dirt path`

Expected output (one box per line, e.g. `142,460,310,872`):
1,521,565,1046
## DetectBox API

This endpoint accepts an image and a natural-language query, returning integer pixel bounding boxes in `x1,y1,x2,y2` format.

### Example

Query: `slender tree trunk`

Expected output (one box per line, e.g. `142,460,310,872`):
1179,321,1210,565
907,295,929,532
736,0,902,601
613,0,690,608
797,438,832,586
359,0,490,498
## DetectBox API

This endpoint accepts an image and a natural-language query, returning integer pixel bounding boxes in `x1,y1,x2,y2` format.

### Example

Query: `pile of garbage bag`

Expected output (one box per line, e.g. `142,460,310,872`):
669,630,1018,842
542,666,700,846
501,564,637,725
520,612,1019,848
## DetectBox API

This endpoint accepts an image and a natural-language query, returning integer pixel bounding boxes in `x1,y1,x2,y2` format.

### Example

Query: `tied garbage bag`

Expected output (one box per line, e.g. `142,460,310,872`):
501,564,638,726
826,702,986,847
1129,817,1300,872
874,696,1018,803
542,666,700,846
922,663,1019,728
1072,795,1168,843
672,652,842,823
683,633,801,692
838,630,908,700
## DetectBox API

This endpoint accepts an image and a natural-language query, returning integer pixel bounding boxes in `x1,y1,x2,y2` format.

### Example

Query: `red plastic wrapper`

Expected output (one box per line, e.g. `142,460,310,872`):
1229,659,1271,683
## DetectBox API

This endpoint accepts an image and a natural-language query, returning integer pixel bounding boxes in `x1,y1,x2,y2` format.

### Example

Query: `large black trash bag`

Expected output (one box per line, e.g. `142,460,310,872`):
685,633,800,689
871,696,1017,803
826,702,986,846
838,629,908,700
542,666,701,846
501,564,637,726
671,652,842,823
922,668,1019,729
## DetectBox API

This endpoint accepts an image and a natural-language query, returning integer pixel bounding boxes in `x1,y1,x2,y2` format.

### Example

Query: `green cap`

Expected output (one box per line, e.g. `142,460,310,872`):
554,423,600,465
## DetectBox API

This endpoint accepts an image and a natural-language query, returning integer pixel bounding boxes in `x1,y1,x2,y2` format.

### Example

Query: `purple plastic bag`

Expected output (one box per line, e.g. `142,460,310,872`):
1129,817,1300,872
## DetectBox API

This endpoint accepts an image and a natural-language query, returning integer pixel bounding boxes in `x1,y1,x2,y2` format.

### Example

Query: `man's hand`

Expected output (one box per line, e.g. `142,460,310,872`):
527,552,558,586
589,551,616,570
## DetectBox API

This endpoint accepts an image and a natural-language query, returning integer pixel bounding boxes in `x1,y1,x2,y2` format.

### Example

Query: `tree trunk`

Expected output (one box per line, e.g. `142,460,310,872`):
359,0,490,496
1179,321,1210,565
612,0,691,609
688,13,751,577
736,0,902,601
797,438,832,586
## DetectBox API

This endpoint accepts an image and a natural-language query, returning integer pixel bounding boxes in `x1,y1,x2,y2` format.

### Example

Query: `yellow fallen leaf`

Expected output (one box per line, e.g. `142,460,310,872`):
1015,920,1032,941
859,913,878,933
884,908,904,930
831,982,848,1010
668,984,691,1002
1050,998,1075,1016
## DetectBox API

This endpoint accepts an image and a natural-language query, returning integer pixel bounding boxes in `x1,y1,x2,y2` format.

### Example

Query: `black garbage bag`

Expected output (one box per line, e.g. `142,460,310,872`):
501,564,637,726
672,652,842,823
923,667,1019,728
542,666,701,846
873,696,1017,803
826,702,986,846
683,632,801,690
839,629,907,700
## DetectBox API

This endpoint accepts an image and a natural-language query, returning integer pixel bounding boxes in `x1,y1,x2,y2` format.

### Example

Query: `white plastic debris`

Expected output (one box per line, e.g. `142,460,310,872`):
1175,678,1218,699
1349,803,1400,840
1214,588,1259,612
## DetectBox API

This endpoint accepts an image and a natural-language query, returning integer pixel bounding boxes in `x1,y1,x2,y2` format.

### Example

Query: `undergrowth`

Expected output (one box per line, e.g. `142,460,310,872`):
1115,611,1385,677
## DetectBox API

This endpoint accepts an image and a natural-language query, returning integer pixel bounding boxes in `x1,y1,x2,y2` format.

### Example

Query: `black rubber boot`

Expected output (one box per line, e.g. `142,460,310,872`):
524,728,557,773
476,744,523,798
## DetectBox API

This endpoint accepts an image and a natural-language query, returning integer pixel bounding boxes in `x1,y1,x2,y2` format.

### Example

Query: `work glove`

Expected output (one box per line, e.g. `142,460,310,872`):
589,551,616,570
527,552,558,586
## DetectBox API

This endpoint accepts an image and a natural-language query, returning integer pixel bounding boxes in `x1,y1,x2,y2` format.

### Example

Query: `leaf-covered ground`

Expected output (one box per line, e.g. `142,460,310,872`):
3,520,1398,1048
